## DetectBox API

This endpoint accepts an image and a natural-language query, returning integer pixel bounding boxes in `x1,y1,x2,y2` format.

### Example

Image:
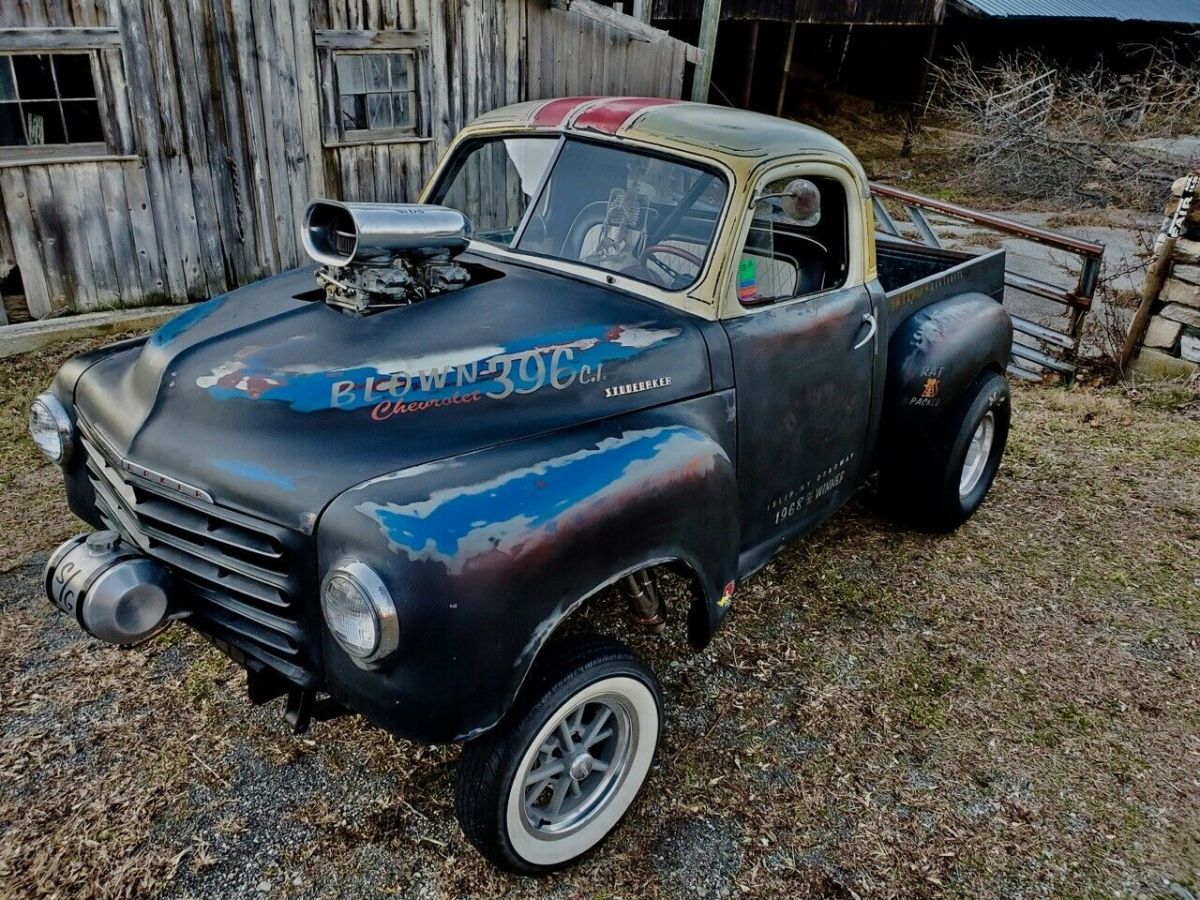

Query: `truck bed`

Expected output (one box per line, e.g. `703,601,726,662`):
870,183,1105,383
877,235,1006,332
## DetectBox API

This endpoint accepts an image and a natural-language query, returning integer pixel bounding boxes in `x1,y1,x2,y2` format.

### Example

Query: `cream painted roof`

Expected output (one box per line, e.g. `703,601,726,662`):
466,97,868,190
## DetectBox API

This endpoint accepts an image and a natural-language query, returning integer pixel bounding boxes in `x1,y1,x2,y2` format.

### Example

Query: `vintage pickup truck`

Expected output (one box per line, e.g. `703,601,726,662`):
31,97,1012,872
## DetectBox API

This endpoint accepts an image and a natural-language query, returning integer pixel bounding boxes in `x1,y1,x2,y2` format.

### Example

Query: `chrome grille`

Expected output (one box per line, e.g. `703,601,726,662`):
78,425,318,687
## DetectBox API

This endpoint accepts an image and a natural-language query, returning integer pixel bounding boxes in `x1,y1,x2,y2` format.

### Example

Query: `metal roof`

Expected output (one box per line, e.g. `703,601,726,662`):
951,0,1200,22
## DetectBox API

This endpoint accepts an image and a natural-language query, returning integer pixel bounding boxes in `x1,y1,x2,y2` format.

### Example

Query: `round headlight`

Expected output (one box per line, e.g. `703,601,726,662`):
320,560,398,668
29,393,74,464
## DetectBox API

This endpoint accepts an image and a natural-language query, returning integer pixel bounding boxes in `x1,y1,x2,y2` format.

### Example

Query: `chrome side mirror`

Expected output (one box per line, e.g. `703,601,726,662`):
755,178,821,226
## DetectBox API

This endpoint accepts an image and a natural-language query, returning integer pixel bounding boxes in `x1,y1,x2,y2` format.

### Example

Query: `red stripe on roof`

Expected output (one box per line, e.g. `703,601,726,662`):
572,97,681,135
531,96,600,128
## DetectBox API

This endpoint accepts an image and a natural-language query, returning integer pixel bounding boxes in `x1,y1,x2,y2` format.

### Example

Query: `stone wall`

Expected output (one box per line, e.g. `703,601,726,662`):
1133,176,1200,378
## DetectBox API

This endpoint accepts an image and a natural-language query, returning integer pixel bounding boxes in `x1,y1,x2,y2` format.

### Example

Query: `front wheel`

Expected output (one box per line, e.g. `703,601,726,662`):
882,370,1011,532
454,635,662,874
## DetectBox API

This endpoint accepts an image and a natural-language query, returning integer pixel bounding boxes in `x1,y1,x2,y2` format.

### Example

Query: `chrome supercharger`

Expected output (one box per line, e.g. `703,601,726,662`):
45,530,174,645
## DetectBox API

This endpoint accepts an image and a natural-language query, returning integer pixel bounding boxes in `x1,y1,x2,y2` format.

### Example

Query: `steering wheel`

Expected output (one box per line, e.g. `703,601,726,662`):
641,243,705,289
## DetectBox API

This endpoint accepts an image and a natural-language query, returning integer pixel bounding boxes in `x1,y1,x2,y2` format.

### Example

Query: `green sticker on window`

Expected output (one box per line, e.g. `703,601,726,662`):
737,256,757,300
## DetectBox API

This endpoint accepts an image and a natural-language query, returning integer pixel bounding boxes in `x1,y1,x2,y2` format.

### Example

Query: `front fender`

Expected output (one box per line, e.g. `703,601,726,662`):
884,292,1012,437
52,335,149,402
316,392,738,743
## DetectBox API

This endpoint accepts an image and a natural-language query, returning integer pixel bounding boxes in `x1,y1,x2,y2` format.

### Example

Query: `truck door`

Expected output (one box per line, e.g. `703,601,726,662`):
721,170,877,566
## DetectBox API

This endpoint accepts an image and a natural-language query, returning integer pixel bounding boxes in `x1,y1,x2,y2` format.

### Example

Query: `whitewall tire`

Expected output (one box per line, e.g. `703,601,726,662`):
455,635,662,873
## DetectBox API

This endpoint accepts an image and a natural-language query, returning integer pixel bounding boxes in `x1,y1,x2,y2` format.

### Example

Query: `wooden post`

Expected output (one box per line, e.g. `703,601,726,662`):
1120,173,1197,370
690,0,721,102
902,21,941,157
833,23,854,87
742,19,759,109
775,19,796,116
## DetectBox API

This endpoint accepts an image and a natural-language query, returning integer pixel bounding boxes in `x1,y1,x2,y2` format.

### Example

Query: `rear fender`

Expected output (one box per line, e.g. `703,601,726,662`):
884,292,1012,439
317,393,739,743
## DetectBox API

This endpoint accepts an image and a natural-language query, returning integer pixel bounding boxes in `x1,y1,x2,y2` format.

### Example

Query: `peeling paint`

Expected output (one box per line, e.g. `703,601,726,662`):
213,458,296,492
149,294,227,347
357,427,714,573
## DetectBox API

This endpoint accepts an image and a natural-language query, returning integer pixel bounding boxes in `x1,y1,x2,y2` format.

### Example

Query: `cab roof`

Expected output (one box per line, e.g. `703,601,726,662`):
467,97,866,181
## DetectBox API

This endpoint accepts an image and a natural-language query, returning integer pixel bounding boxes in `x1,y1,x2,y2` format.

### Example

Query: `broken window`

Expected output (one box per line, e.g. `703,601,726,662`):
334,50,418,139
0,52,105,148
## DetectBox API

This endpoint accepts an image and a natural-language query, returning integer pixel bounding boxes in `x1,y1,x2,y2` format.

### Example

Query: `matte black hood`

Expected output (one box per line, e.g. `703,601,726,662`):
72,257,713,532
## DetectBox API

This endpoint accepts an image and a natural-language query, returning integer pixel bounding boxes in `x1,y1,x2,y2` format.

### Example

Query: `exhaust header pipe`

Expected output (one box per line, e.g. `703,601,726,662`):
45,531,173,646
302,200,471,268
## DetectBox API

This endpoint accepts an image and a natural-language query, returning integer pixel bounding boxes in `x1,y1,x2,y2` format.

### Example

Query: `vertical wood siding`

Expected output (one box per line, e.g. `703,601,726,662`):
0,0,691,318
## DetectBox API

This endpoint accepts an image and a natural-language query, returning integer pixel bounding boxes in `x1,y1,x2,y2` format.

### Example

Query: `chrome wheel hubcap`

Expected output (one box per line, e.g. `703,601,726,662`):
959,410,996,499
519,695,634,838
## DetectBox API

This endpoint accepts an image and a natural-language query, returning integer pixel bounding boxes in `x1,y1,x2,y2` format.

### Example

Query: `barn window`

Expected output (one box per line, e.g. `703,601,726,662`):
334,51,418,137
314,30,431,147
0,53,105,148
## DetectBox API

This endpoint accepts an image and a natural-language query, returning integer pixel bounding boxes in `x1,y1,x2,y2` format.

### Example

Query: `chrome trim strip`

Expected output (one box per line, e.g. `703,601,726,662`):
118,459,214,504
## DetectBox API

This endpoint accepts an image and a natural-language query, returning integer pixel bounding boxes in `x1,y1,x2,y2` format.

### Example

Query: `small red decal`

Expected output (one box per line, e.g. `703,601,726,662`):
718,581,735,608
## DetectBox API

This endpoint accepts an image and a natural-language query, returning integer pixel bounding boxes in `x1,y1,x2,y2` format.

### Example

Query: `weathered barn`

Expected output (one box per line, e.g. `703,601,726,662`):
652,1,946,112
0,1,697,322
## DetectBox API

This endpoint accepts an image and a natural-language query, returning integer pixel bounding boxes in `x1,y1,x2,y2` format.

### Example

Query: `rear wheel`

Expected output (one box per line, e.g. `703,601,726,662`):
454,635,662,874
882,370,1010,532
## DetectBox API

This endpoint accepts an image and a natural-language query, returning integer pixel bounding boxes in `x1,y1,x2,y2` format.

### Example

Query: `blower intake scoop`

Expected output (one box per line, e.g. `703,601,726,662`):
302,199,473,313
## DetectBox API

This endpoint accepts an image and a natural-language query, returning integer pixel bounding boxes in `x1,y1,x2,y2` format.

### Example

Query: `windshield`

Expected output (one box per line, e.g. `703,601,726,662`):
430,136,727,291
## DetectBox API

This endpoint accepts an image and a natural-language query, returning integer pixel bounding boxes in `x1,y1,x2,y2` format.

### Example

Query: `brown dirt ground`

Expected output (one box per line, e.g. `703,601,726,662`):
1,335,1198,899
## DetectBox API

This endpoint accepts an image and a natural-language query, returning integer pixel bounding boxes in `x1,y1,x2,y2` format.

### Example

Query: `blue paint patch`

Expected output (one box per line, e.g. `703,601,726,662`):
150,295,226,347
358,427,707,568
213,458,296,491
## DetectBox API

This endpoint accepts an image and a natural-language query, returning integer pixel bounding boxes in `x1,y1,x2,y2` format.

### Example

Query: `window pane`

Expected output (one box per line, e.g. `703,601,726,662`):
0,103,24,145
62,99,103,142
13,54,56,100
335,53,364,94
367,93,391,129
430,138,558,242
53,54,95,98
366,54,390,92
22,101,66,144
340,93,365,130
390,53,412,91
392,92,413,129
0,59,16,101
491,138,728,290
737,176,847,303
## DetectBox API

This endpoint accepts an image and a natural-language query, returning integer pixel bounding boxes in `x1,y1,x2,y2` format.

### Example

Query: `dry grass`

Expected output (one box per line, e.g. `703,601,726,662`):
1,334,1198,899
805,96,1058,216
0,333,142,572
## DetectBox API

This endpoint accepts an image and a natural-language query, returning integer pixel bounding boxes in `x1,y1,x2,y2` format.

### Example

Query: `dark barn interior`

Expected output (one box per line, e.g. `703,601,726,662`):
652,0,1200,115
653,0,944,114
